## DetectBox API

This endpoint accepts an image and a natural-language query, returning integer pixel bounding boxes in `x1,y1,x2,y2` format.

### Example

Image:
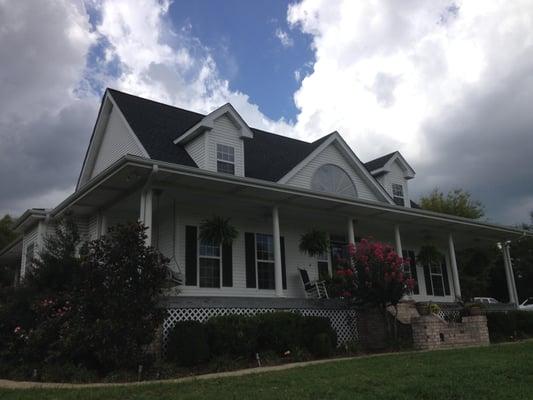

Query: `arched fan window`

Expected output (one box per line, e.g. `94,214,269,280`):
311,164,357,198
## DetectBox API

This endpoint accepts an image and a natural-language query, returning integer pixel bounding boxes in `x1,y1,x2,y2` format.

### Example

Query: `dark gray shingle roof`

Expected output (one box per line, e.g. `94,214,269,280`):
108,89,331,182
364,151,397,172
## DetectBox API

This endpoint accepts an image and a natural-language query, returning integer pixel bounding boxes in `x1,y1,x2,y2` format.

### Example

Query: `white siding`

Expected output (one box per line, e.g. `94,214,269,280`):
184,134,207,169
286,143,380,202
91,107,145,178
88,214,99,240
204,115,245,177
380,159,410,207
157,202,322,298
20,225,39,278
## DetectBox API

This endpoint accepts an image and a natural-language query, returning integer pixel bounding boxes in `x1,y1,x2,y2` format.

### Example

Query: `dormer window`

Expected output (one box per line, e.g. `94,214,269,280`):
392,183,405,206
216,144,235,175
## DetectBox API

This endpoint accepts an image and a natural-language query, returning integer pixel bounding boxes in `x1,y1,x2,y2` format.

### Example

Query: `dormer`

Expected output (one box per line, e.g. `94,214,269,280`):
365,151,415,207
173,104,253,177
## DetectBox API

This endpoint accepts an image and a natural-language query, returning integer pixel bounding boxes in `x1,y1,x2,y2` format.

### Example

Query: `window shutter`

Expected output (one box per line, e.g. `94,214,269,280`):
423,263,433,296
185,226,197,286
222,243,233,287
245,233,256,288
441,259,451,295
281,236,287,290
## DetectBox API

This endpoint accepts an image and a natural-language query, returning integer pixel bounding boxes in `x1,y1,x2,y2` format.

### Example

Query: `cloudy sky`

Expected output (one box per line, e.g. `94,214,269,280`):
1,0,532,225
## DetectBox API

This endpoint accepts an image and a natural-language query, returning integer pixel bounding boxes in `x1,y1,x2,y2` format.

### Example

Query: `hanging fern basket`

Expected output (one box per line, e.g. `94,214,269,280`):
417,244,443,266
299,229,330,257
199,216,238,247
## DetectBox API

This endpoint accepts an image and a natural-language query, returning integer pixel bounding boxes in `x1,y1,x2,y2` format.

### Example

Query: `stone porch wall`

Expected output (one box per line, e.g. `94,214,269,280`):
412,315,489,350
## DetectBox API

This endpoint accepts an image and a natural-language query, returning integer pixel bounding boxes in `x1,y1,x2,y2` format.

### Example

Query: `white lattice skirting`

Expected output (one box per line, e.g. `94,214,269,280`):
163,307,359,348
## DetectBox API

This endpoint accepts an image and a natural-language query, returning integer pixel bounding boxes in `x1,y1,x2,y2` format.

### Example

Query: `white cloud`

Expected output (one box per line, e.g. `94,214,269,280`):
0,0,97,216
275,28,294,48
0,0,292,216
287,0,533,222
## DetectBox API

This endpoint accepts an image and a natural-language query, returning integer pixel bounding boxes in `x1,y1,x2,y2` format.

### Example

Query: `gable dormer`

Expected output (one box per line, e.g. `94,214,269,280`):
365,151,415,207
278,132,394,204
174,104,253,177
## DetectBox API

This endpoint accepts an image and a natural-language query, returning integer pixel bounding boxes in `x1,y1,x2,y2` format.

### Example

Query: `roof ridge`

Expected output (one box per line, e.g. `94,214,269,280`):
108,88,332,146
365,151,398,164
107,88,206,118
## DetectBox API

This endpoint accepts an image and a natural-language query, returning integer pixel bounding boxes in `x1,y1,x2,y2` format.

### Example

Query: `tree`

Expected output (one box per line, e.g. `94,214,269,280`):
419,188,485,219
0,215,18,250
0,219,169,374
328,239,414,346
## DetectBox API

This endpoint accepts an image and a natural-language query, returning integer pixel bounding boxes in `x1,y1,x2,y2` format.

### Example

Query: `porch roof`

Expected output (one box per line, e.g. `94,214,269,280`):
47,155,530,249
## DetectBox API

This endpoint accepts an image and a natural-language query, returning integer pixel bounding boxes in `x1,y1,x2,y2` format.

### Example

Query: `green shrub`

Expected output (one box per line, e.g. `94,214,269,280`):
311,333,332,358
486,311,533,342
206,314,258,357
166,321,209,366
256,312,305,354
301,316,337,350
40,363,98,383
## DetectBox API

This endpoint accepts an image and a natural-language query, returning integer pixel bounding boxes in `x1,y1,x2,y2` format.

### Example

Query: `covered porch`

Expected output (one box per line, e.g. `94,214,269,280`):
46,155,526,305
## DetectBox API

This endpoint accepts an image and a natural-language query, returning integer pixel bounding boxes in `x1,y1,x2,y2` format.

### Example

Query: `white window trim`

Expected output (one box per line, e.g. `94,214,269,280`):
216,143,235,175
198,237,222,289
255,233,276,291
392,183,405,206
316,250,331,278
428,262,446,296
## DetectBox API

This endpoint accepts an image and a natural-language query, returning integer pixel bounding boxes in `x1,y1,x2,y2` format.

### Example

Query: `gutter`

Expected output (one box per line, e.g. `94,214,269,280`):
48,154,531,239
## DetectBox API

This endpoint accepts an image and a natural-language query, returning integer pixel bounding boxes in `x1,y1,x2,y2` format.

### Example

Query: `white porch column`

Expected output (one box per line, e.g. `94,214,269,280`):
347,217,355,244
140,189,153,246
448,233,462,299
394,224,403,256
502,244,519,305
272,206,284,297
97,212,107,238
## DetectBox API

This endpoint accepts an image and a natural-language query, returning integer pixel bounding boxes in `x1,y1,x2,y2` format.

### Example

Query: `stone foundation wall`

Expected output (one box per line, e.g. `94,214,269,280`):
412,315,489,350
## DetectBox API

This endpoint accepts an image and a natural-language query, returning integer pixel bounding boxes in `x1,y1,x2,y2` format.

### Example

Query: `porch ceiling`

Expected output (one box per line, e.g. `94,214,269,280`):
52,156,530,249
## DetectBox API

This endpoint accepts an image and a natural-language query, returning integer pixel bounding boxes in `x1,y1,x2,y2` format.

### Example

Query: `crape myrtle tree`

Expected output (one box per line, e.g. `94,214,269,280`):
0,218,168,375
328,239,414,343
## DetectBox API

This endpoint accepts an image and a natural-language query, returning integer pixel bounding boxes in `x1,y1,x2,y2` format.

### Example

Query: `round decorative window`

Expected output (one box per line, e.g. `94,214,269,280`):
311,164,357,198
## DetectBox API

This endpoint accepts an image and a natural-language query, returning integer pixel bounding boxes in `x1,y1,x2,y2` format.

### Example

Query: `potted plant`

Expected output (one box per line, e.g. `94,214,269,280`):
417,244,443,266
429,303,441,315
416,302,430,315
466,303,483,316
299,229,330,257
199,216,238,246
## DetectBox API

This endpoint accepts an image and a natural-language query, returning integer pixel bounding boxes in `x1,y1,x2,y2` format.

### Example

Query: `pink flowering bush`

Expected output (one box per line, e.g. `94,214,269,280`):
328,239,414,309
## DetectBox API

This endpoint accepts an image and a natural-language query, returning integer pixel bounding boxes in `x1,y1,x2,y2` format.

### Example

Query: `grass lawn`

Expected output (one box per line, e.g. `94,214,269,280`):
2,342,533,400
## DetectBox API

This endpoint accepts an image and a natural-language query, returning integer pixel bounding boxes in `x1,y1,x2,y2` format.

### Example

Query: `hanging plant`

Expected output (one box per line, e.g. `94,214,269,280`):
299,229,330,257
199,216,238,247
417,244,443,266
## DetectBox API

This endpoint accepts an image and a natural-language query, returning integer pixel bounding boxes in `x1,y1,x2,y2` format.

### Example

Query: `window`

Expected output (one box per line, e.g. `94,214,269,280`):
317,252,330,279
25,243,35,275
402,250,419,295
199,239,221,288
256,233,275,289
311,164,357,198
392,184,405,206
429,263,445,296
216,144,235,175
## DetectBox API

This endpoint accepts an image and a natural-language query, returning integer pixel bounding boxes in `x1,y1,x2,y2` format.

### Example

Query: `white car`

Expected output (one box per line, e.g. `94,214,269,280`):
519,298,533,311
473,297,499,305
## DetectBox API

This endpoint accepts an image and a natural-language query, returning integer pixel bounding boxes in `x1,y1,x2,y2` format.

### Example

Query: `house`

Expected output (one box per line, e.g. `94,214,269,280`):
0,89,526,343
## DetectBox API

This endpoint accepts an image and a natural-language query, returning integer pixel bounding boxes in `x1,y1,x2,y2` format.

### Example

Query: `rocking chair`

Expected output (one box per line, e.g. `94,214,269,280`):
298,268,329,299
